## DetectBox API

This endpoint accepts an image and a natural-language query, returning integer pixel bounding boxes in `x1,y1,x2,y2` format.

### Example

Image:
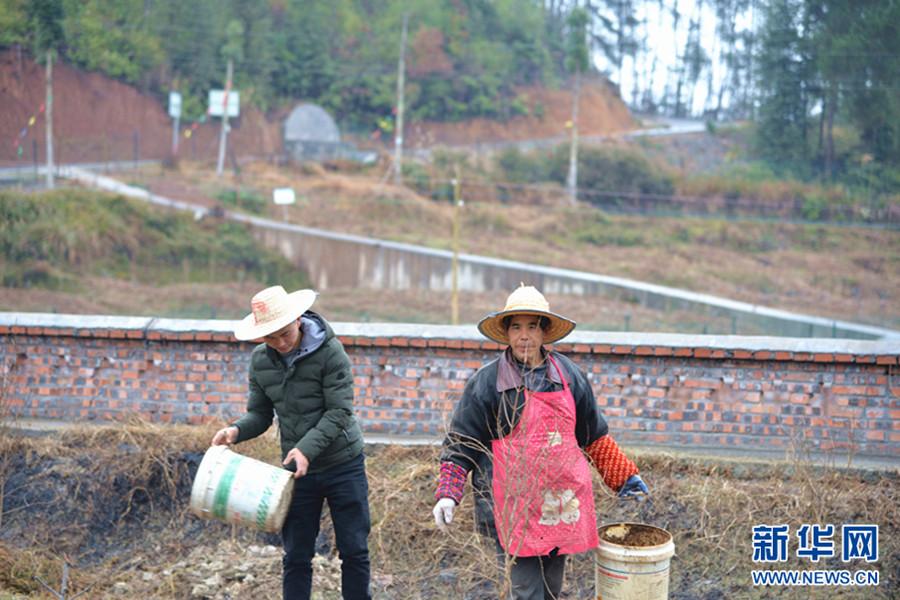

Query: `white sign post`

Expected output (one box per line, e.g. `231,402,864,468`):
273,187,296,221
168,91,182,154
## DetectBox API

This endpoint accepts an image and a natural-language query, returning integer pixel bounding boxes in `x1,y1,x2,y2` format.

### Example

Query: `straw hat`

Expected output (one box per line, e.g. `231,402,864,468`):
477,284,576,344
234,286,317,341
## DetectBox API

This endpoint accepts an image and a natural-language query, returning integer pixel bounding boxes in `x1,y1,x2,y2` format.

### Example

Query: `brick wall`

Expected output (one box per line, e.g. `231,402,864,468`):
1,314,898,458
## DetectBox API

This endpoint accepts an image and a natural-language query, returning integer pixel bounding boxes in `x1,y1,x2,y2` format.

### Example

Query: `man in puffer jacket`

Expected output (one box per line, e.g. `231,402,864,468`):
212,285,370,600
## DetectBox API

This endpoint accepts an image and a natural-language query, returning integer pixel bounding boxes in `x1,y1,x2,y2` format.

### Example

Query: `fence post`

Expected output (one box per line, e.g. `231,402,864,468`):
133,131,139,169
32,139,39,181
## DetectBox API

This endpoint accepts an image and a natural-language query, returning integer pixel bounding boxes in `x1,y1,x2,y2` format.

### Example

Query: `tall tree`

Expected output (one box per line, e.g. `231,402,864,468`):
754,0,813,171
62,0,163,85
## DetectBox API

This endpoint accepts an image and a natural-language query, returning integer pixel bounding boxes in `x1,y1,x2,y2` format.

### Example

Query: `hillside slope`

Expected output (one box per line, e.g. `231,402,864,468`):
2,163,896,334
0,51,634,164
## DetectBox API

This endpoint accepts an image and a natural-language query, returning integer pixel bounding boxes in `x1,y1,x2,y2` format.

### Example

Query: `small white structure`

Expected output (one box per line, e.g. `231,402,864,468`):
283,103,375,164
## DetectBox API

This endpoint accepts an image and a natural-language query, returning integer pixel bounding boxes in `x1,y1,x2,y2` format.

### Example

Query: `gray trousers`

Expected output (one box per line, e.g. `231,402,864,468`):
495,540,567,600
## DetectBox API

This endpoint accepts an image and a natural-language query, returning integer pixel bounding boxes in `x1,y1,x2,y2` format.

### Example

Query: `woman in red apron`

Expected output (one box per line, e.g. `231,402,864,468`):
433,285,649,599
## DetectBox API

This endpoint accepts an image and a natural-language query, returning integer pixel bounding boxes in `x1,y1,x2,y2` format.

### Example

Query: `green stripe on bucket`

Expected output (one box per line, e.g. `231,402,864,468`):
212,455,243,519
255,470,281,530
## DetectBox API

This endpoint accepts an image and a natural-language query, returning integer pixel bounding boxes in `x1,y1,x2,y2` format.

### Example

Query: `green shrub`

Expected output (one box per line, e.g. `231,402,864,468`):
547,146,675,203
214,188,267,214
495,148,551,184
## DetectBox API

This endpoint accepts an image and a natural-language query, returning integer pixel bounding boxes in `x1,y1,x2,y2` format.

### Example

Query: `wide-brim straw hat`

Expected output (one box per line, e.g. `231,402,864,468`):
477,284,576,345
234,286,317,341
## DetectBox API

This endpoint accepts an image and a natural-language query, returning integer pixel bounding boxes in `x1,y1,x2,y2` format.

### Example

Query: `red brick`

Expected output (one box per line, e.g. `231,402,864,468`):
374,337,391,347
573,344,590,354
195,332,213,341
653,347,673,356
390,337,409,347
732,350,753,359
753,351,772,360
635,346,654,356
592,344,612,354
833,354,854,363
445,340,463,349
462,340,480,350
427,339,447,348
409,338,427,348
775,351,792,360
812,353,833,362
612,345,632,354
674,348,693,357
876,355,898,365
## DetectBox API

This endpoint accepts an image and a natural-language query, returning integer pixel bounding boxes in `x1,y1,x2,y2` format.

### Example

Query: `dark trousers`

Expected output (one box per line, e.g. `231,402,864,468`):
281,453,371,600
494,539,567,600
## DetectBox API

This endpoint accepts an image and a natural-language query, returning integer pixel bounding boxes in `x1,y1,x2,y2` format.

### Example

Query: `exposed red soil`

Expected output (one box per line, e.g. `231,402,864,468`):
0,50,633,164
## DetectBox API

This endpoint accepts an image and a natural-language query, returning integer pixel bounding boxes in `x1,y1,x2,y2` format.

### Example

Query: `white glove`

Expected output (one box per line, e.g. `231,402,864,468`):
432,498,457,531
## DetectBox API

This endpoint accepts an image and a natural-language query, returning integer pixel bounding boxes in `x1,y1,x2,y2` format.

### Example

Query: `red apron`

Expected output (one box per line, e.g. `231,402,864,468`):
491,356,599,557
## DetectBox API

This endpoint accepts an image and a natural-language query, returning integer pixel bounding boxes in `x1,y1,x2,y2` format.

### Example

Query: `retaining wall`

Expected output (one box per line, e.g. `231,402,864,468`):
1,313,898,459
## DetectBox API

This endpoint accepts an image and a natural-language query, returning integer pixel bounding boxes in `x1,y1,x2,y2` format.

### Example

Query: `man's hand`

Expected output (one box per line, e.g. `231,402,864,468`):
432,498,457,531
283,448,310,479
211,426,238,446
618,474,649,499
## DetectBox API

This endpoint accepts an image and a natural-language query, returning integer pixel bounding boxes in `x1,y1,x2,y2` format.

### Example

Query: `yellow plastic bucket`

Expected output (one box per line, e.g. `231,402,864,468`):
190,446,294,533
595,522,675,600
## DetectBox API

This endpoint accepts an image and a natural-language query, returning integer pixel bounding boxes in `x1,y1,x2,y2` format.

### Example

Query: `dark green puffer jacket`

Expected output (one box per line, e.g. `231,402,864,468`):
232,312,364,474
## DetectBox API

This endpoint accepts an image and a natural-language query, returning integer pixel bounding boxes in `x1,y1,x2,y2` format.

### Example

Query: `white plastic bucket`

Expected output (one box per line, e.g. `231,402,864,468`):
595,522,675,600
190,446,294,533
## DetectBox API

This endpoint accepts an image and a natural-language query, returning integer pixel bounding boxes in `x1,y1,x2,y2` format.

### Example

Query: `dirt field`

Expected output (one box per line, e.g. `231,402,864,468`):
1,423,896,599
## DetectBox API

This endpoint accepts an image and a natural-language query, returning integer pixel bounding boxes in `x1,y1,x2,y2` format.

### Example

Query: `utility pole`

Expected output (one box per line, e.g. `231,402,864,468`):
45,49,54,189
450,165,463,325
393,13,409,185
216,59,233,176
566,67,580,204
564,5,588,205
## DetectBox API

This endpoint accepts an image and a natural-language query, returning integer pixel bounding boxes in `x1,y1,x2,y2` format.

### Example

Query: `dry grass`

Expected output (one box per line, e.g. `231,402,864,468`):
119,162,900,331
0,423,896,599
